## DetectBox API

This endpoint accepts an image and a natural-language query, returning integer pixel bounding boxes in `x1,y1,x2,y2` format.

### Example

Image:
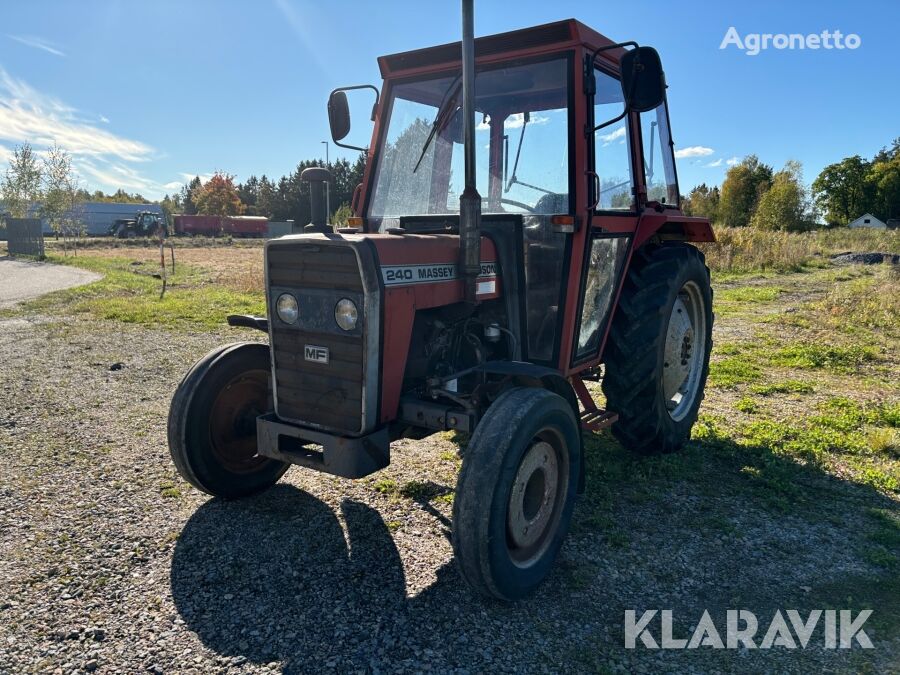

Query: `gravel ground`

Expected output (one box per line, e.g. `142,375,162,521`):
0,307,897,673
0,259,102,308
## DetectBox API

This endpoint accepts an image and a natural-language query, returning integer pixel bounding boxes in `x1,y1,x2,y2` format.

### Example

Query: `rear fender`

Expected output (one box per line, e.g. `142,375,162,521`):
633,212,715,249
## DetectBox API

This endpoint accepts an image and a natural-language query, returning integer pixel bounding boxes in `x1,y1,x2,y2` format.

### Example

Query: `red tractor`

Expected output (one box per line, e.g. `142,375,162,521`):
168,5,714,600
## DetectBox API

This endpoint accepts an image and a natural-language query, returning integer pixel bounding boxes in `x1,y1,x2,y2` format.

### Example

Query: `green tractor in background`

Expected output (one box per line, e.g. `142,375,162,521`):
109,210,167,239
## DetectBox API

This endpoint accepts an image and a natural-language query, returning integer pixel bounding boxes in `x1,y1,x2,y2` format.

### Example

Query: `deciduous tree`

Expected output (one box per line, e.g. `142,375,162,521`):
719,155,773,227
1,143,43,219
192,172,244,216
751,160,810,231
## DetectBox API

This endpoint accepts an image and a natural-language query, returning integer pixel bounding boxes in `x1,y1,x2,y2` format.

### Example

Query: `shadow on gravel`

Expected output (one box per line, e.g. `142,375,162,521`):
171,431,900,672
171,484,467,672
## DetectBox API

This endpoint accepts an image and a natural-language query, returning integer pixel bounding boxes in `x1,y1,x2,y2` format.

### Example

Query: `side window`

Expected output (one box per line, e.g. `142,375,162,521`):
575,235,629,359
593,68,633,211
640,103,679,206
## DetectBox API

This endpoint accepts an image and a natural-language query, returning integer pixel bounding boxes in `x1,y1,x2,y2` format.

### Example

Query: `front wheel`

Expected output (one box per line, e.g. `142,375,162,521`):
601,243,713,455
168,342,289,498
452,387,581,600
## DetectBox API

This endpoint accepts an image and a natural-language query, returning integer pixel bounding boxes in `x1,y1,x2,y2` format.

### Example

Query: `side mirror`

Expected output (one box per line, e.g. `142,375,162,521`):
327,91,351,142
620,46,666,112
327,85,380,153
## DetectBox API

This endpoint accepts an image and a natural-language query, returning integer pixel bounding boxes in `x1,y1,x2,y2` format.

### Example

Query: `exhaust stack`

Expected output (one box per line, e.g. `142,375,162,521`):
459,0,481,304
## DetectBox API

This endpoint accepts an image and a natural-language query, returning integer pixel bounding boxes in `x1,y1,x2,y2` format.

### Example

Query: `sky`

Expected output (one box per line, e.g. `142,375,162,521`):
0,0,896,201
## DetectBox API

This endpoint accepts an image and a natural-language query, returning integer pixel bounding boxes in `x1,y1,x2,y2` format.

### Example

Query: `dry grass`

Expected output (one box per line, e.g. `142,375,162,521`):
70,243,266,294
701,227,899,276
816,265,900,337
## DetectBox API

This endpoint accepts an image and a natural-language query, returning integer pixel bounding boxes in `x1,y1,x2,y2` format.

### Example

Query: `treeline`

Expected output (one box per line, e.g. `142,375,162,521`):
683,138,900,230
161,154,367,225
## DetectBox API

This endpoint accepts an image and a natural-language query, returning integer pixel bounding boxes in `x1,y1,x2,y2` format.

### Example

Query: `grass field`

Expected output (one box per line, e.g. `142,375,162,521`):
1,229,898,671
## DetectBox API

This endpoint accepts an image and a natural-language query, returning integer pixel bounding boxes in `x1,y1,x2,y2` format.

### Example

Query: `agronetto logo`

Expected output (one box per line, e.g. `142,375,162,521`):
720,27,861,56
624,609,874,649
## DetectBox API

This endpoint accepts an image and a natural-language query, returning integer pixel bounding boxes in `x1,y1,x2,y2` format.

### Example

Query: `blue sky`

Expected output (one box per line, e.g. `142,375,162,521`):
0,0,896,200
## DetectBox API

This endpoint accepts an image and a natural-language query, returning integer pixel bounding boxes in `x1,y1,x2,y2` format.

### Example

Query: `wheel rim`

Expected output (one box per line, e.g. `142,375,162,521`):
663,280,707,422
208,368,271,473
506,430,569,568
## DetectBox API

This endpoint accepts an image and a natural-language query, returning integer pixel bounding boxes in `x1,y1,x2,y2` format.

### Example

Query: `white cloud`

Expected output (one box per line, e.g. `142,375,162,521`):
705,158,723,168
99,115,110,124
674,146,714,159
163,181,183,190
0,68,153,162
0,67,177,197
599,126,626,146
6,35,66,58
726,156,740,166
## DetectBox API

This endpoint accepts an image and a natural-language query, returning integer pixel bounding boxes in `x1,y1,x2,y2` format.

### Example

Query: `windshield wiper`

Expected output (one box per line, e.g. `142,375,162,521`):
504,112,553,196
413,74,462,173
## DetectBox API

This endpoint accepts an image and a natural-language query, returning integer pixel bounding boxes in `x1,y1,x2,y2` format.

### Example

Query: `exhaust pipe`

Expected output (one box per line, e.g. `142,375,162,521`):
459,0,481,304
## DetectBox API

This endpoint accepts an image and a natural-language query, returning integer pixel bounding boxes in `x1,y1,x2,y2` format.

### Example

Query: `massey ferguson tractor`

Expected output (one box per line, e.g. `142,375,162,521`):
168,4,714,600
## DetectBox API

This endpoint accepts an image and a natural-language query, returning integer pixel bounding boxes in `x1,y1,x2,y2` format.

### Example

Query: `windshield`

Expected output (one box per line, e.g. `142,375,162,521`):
368,56,571,229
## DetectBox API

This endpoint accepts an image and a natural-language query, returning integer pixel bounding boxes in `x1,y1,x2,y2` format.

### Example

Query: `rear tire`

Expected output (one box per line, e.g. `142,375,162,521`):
452,388,581,600
168,342,289,498
601,243,713,455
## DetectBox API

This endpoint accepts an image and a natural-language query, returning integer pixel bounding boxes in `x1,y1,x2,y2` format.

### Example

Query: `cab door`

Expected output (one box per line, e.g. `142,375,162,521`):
569,63,639,368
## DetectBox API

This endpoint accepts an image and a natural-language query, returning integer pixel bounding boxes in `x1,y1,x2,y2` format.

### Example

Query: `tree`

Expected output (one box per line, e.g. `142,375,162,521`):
159,193,183,226
811,155,872,226
41,144,85,252
683,183,720,222
1,143,43,219
192,172,244,216
237,175,260,215
719,155,773,227
256,175,276,219
332,203,354,226
750,160,809,231
866,148,900,222
181,176,202,215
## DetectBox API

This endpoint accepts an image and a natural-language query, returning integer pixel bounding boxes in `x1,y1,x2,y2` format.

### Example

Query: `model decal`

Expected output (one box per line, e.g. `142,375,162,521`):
381,261,498,287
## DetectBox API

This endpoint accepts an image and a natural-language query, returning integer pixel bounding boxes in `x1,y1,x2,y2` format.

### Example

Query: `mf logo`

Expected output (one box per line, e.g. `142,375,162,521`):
304,345,329,364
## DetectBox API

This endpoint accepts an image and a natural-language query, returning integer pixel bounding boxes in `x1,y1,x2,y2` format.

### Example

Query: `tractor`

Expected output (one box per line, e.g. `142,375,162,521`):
168,4,715,600
109,210,166,238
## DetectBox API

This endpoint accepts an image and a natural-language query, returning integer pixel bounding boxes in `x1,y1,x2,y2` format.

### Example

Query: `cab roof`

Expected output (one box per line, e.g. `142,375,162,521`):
378,19,624,78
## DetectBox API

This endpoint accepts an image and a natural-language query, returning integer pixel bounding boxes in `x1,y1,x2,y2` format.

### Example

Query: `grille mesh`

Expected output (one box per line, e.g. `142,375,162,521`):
268,244,365,432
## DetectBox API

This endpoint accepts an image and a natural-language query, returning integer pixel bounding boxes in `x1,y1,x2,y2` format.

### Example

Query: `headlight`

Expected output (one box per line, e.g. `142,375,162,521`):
334,298,359,331
276,293,299,324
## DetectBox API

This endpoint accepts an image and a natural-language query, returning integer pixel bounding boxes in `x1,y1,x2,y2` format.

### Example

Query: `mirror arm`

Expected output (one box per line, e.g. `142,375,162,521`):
329,84,381,154
588,41,639,67
590,109,628,134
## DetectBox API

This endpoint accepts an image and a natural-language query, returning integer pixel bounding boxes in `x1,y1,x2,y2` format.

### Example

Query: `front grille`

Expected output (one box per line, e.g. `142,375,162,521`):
267,242,366,434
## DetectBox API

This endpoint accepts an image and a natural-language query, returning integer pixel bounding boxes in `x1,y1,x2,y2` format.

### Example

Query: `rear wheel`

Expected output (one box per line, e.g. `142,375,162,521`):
168,342,289,498
602,243,713,455
452,388,581,600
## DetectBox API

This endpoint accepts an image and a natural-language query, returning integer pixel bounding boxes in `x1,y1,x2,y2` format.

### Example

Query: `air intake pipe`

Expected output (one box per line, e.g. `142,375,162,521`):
458,0,481,304
301,167,332,233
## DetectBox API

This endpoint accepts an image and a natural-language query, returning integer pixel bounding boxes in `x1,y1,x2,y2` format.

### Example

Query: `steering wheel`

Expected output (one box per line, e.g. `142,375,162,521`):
500,198,535,213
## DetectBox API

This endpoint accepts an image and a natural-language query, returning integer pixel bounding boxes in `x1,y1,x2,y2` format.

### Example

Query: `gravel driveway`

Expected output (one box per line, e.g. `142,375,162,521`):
0,258,101,308
0,312,896,674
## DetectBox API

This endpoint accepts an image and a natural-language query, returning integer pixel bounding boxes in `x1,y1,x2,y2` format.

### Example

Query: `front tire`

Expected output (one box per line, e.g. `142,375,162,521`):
602,243,713,455
168,342,289,498
452,388,581,600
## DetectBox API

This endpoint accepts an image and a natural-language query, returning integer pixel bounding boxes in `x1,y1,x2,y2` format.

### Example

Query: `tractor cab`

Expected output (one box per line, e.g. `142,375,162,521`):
329,20,709,370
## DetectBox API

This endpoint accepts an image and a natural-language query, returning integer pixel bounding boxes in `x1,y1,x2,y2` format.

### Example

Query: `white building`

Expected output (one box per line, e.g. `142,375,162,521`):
848,213,887,229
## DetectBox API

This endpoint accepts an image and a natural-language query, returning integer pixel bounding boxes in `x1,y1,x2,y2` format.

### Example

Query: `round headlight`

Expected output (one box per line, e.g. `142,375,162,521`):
276,293,299,324
334,298,359,331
